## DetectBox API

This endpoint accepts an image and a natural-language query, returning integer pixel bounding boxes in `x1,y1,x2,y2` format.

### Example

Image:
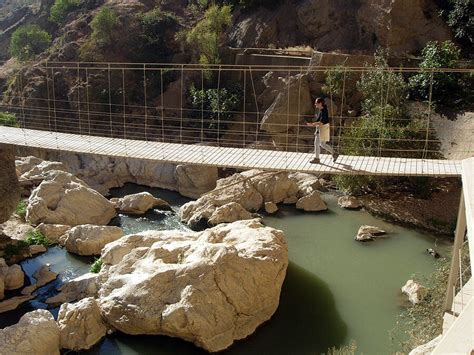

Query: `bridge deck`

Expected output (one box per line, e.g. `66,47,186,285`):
0,127,462,176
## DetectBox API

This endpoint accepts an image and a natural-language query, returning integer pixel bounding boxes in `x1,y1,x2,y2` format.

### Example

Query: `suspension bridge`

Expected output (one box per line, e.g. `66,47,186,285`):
0,61,473,352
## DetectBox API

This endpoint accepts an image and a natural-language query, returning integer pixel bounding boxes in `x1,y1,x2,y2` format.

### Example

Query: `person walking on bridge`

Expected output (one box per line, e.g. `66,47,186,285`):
306,97,339,164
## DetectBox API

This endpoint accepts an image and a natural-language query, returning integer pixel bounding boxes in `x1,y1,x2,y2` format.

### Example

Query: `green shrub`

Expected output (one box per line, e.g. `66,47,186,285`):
49,0,82,24
323,65,352,97
189,83,242,132
25,230,50,247
185,4,232,65
90,258,103,273
10,25,52,61
0,111,19,127
15,200,27,220
91,7,120,46
409,41,461,103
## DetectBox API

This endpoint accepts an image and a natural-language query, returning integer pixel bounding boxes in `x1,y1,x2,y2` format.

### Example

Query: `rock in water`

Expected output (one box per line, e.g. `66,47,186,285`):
402,280,427,305
355,225,386,241
97,219,288,352
110,192,171,214
0,309,60,354
264,202,278,214
338,196,362,209
58,297,108,351
60,225,124,256
296,191,327,212
26,170,116,226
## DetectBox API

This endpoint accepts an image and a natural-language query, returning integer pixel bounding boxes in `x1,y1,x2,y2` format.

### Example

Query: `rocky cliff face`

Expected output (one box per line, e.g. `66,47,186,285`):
0,145,20,224
229,0,453,55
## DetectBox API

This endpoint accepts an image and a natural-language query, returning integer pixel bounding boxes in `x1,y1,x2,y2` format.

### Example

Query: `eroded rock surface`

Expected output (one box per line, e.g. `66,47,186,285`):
46,273,99,306
97,219,288,352
355,225,387,241
0,309,60,355
60,225,124,256
296,191,327,212
35,223,71,244
58,297,108,351
0,145,20,224
338,196,362,209
26,171,116,226
402,279,427,305
111,192,170,215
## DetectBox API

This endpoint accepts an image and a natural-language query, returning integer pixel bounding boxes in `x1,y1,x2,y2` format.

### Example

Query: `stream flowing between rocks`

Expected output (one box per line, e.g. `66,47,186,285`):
0,183,450,354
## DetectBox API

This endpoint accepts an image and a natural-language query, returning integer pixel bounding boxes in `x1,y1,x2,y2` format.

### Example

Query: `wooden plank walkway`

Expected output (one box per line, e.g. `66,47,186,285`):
0,127,463,176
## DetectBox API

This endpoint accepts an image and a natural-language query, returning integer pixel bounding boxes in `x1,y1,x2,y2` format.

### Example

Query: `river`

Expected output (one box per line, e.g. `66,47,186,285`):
0,183,450,354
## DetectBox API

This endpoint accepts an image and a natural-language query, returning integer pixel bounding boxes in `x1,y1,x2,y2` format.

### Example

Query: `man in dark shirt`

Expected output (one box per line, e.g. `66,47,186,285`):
306,97,339,163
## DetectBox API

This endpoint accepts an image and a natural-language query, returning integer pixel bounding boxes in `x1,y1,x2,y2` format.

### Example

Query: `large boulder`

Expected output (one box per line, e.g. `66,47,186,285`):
111,192,171,215
26,170,116,226
0,309,60,355
35,223,71,244
97,219,288,352
0,145,20,223
58,297,108,351
60,225,124,256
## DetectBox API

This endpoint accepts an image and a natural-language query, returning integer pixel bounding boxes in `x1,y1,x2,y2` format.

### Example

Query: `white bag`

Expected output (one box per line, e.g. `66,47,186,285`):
320,123,330,143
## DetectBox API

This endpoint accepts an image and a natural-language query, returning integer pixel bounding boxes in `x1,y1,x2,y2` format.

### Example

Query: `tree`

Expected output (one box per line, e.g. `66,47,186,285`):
409,40,461,103
9,25,52,61
49,0,82,24
90,7,120,46
186,4,232,65
439,0,473,46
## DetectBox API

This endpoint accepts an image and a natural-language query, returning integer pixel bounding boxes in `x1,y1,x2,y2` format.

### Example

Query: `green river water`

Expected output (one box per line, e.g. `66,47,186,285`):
1,184,450,354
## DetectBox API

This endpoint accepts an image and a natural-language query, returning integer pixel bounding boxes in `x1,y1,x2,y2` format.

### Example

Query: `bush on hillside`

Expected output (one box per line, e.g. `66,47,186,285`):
438,0,473,46
49,0,82,24
10,25,52,61
409,41,462,103
185,4,232,65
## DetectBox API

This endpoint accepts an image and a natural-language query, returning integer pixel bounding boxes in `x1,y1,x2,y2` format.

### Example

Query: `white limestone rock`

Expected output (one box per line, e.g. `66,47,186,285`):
338,196,362,209
20,160,68,181
402,280,427,305
35,223,71,244
46,273,99,306
208,202,254,226
15,156,44,176
296,191,328,212
58,297,108,351
288,172,322,197
355,225,387,241
110,192,170,215
29,244,47,255
175,164,218,198
61,225,124,256
1,263,24,290
26,171,116,226
0,294,35,313
264,202,278,214
97,219,288,352
33,264,58,288
0,309,60,355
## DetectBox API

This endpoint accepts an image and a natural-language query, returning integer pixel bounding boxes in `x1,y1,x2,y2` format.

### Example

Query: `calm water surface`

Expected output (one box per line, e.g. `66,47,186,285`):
1,184,450,354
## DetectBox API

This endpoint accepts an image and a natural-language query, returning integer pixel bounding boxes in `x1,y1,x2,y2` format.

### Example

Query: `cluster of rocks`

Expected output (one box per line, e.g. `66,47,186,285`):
179,169,328,229
1,219,289,353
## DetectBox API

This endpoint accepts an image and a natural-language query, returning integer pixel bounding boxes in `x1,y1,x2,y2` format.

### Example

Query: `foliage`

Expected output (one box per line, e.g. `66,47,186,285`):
185,4,232,65
90,258,103,273
323,65,352,97
25,230,51,247
327,340,357,355
15,200,27,220
409,41,462,103
49,0,82,24
10,25,52,61
91,7,120,46
189,83,242,132
391,243,471,352
134,8,179,62
79,7,120,60
439,0,473,45
334,50,432,194
0,111,19,127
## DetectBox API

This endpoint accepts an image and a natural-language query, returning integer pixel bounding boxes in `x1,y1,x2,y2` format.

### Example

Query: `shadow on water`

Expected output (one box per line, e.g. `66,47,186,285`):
84,262,347,355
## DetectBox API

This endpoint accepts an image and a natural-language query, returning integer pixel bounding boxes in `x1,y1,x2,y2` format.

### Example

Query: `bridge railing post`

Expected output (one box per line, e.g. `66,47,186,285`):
443,191,467,312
